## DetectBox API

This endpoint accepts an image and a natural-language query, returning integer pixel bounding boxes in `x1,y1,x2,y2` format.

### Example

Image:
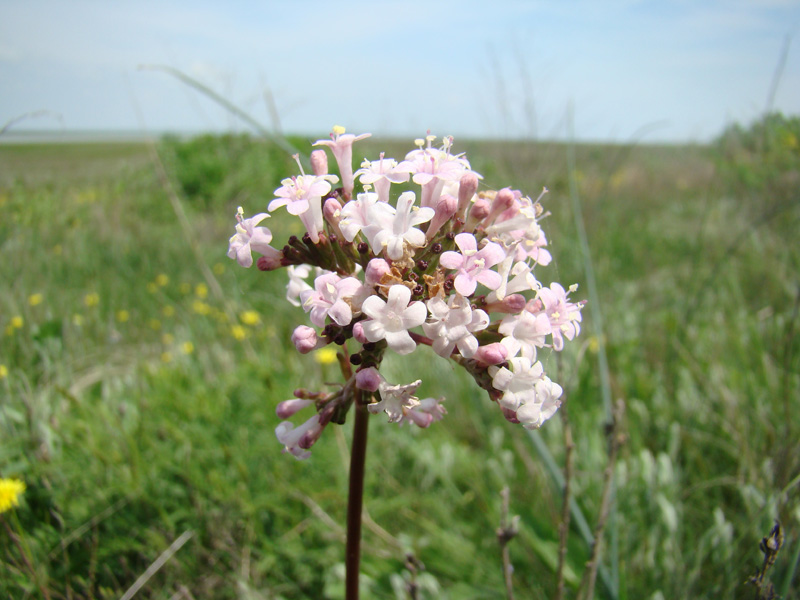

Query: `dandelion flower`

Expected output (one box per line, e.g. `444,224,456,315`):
0,478,25,514
28,293,43,306
0,365,8,379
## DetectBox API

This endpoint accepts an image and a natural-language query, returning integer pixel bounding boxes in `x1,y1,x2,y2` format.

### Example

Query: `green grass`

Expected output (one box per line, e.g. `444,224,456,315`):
1,125,798,599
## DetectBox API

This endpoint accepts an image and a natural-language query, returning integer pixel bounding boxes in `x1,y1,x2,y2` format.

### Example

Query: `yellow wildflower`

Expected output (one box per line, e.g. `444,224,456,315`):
195,283,208,299
148,318,162,331
181,341,194,355
192,300,212,316
0,365,8,379
162,305,175,318
162,333,175,345
0,478,25,514
28,293,43,307
84,292,99,308
213,262,226,275
240,310,261,326
231,325,247,340
10,316,24,329
315,347,338,365
155,273,169,287
161,352,173,363
116,310,130,323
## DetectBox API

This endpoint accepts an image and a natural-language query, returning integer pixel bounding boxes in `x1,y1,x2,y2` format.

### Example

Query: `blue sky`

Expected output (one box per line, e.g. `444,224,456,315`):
1,0,799,142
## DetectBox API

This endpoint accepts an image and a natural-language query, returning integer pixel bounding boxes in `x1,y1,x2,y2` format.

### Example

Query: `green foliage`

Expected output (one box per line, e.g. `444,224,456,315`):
715,112,800,212
1,132,798,599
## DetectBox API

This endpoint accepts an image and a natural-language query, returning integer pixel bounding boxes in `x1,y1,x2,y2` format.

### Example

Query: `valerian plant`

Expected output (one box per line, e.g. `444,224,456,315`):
227,126,585,598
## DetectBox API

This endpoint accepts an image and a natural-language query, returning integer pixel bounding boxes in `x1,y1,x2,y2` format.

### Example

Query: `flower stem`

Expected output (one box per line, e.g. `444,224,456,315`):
345,389,369,600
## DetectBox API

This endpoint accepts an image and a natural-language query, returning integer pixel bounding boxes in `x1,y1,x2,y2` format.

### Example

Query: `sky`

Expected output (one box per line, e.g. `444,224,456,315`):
1,0,799,143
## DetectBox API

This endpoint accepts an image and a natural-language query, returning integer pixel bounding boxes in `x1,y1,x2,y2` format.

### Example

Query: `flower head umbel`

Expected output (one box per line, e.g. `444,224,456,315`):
227,128,584,457
0,478,25,513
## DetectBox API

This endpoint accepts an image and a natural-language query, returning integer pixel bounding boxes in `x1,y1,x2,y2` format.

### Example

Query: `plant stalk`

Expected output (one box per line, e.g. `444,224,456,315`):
345,389,370,600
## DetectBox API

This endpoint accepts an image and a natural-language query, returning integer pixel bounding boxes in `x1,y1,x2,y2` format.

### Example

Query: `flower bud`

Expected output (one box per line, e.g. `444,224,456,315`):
473,342,509,366
256,246,284,271
365,258,391,286
470,197,491,221
310,149,329,176
352,321,368,344
276,398,314,419
457,172,479,218
355,366,382,391
426,193,458,241
291,325,320,354
486,187,516,224
484,293,527,314
324,197,343,223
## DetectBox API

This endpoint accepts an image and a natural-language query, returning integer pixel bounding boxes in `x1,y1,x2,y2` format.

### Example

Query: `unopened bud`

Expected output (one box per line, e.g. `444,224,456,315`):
486,188,516,224
473,342,508,366
365,258,391,286
257,248,284,271
487,294,526,314
426,193,458,241
352,321,368,344
310,149,329,176
457,172,479,218
470,197,491,221
276,398,314,419
291,325,320,354
355,367,383,392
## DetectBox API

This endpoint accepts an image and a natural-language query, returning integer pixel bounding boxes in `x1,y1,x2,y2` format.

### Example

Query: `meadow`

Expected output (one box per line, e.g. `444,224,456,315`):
0,116,798,599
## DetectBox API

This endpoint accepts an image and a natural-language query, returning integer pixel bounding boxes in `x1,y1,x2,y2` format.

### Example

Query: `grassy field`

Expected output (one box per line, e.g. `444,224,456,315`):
0,121,798,599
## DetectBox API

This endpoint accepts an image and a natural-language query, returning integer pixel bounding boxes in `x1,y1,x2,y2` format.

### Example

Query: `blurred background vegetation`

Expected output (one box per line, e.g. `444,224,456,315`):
0,113,798,598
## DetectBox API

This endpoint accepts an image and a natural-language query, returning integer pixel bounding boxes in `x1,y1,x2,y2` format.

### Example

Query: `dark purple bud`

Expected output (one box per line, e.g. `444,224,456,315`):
416,259,429,271
349,353,363,365
357,242,369,254
431,243,443,254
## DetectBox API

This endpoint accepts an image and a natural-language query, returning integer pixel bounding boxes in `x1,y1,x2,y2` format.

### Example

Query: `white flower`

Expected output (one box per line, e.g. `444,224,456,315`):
286,265,313,307
368,378,422,423
422,293,489,358
369,191,435,260
489,357,562,429
498,309,551,360
516,377,563,430
360,284,427,355
339,192,380,243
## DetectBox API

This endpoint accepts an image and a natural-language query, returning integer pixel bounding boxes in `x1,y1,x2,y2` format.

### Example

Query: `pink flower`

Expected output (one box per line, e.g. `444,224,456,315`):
361,284,427,355
355,153,412,203
498,310,552,360
534,283,583,351
399,397,447,428
275,414,322,460
300,273,362,327
313,126,371,198
269,172,338,243
227,208,275,268
439,233,506,296
422,293,489,358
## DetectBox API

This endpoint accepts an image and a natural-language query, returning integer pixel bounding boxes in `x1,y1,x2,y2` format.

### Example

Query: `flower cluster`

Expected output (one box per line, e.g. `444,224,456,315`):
228,127,584,459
